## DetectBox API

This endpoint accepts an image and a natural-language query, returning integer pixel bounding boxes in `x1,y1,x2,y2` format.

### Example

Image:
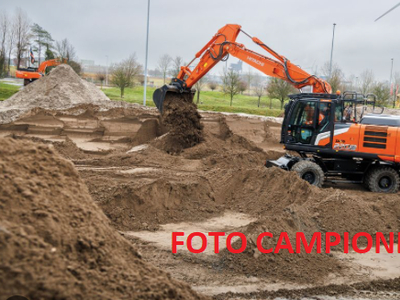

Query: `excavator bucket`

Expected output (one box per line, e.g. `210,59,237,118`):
153,84,195,113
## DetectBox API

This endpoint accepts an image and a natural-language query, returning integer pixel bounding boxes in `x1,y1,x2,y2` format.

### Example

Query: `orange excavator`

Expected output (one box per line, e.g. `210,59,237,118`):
16,58,67,86
153,24,400,193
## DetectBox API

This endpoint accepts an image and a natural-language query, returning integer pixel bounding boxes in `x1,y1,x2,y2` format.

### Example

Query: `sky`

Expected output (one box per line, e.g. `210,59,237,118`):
1,0,400,81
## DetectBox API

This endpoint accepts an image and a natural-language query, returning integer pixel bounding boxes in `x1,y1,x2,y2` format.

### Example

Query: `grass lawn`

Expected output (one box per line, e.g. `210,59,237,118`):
0,82,19,101
0,80,285,117
103,86,284,117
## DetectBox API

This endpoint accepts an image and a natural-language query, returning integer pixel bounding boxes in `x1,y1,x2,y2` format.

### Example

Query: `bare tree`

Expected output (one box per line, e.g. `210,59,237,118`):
267,77,296,109
14,8,31,68
321,61,343,93
0,12,8,76
253,74,265,107
169,56,183,77
245,68,254,95
391,72,400,108
208,80,218,91
157,54,171,84
96,72,106,89
371,81,390,106
111,54,143,98
6,16,16,76
194,76,208,104
56,38,76,61
238,79,247,94
222,69,241,106
55,38,81,74
359,69,374,95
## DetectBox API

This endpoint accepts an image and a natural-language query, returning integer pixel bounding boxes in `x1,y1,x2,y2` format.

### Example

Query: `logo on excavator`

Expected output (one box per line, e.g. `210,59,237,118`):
333,143,357,151
247,56,264,67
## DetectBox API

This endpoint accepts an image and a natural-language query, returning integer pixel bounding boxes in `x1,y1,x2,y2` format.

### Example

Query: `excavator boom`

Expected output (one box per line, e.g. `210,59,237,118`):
153,24,331,112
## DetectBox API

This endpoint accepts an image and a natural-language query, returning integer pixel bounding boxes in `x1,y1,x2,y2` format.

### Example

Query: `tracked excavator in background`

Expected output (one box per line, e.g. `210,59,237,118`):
153,24,400,193
16,58,67,86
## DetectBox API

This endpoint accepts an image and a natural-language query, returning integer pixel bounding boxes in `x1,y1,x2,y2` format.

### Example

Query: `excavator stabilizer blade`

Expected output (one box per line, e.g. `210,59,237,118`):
153,85,195,113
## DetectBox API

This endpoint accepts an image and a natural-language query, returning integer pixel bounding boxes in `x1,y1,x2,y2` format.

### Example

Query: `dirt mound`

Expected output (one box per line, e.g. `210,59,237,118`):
0,64,115,124
152,93,203,154
0,137,207,300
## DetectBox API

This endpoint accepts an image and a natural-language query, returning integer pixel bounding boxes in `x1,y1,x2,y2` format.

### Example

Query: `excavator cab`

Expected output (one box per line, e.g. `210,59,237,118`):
280,93,340,148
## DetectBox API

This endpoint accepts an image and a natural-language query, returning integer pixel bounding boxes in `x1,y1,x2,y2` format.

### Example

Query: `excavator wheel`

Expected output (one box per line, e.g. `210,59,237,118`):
365,166,400,193
291,160,325,188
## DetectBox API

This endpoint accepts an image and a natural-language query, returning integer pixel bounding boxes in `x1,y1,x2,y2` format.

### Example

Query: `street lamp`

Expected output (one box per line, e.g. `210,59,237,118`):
329,23,336,78
105,55,109,86
143,0,151,106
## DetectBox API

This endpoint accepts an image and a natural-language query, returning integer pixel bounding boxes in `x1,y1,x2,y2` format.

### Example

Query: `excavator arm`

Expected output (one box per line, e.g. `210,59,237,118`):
16,57,67,86
153,24,331,112
37,58,67,74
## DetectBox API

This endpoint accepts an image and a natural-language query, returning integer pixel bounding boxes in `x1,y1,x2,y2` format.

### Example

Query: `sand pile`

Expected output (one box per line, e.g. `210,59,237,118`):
74,115,400,283
0,137,207,300
0,64,115,124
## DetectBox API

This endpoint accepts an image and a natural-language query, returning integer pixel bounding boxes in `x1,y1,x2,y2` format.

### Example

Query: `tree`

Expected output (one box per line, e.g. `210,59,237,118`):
31,23,53,65
222,69,241,106
321,62,343,93
194,76,208,104
14,8,31,68
96,72,106,89
245,68,254,95
169,56,183,77
238,79,247,94
157,54,171,84
45,45,54,60
359,69,374,95
208,80,218,91
391,72,400,108
267,77,296,109
371,81,390,106
111,54,143,98
56,38,76,61
253,74,265,108
6,16,15,76
55,38,81,74
0,12,8,77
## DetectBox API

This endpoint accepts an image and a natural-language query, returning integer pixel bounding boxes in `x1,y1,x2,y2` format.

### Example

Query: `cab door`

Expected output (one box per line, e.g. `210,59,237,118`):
284,100,318,145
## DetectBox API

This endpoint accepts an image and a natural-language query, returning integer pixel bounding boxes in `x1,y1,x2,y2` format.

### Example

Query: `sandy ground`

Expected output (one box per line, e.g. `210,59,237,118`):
2,65,400,299
2,105,400,299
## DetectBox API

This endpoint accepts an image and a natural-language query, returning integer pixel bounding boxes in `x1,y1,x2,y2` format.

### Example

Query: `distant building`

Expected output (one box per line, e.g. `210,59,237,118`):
80,59,95,67
229,60,242,73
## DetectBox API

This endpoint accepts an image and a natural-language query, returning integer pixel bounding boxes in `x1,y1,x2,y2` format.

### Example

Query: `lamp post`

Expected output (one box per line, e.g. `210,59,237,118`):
105,55,109,86
143,0,151,106
329,23,336,78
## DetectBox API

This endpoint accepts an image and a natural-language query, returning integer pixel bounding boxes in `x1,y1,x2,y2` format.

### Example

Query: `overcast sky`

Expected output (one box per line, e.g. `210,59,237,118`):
1,0,400,81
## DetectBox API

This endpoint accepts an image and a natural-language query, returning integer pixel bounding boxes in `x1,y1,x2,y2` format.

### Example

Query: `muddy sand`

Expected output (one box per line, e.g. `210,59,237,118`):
2,64,400,299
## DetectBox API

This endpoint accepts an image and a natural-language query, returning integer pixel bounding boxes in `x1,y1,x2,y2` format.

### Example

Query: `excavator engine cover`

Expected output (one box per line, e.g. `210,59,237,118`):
153,84,195,113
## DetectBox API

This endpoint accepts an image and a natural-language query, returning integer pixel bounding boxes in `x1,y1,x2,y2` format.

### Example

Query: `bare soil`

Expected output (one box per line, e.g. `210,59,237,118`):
152,92,203,154
2,65,400,299
0,138,206,300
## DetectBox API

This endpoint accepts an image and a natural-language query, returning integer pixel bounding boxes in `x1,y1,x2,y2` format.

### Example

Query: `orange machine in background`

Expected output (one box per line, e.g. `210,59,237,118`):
16,58,67,86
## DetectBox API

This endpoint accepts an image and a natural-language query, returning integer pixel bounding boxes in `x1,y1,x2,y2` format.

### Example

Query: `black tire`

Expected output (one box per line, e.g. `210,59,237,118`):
365,166,399,193
291,160,325,188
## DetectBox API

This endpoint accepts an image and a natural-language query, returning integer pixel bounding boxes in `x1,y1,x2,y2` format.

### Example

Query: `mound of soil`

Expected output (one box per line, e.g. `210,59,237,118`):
0,64,114,124
153,93,203,154
0,137,207,300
